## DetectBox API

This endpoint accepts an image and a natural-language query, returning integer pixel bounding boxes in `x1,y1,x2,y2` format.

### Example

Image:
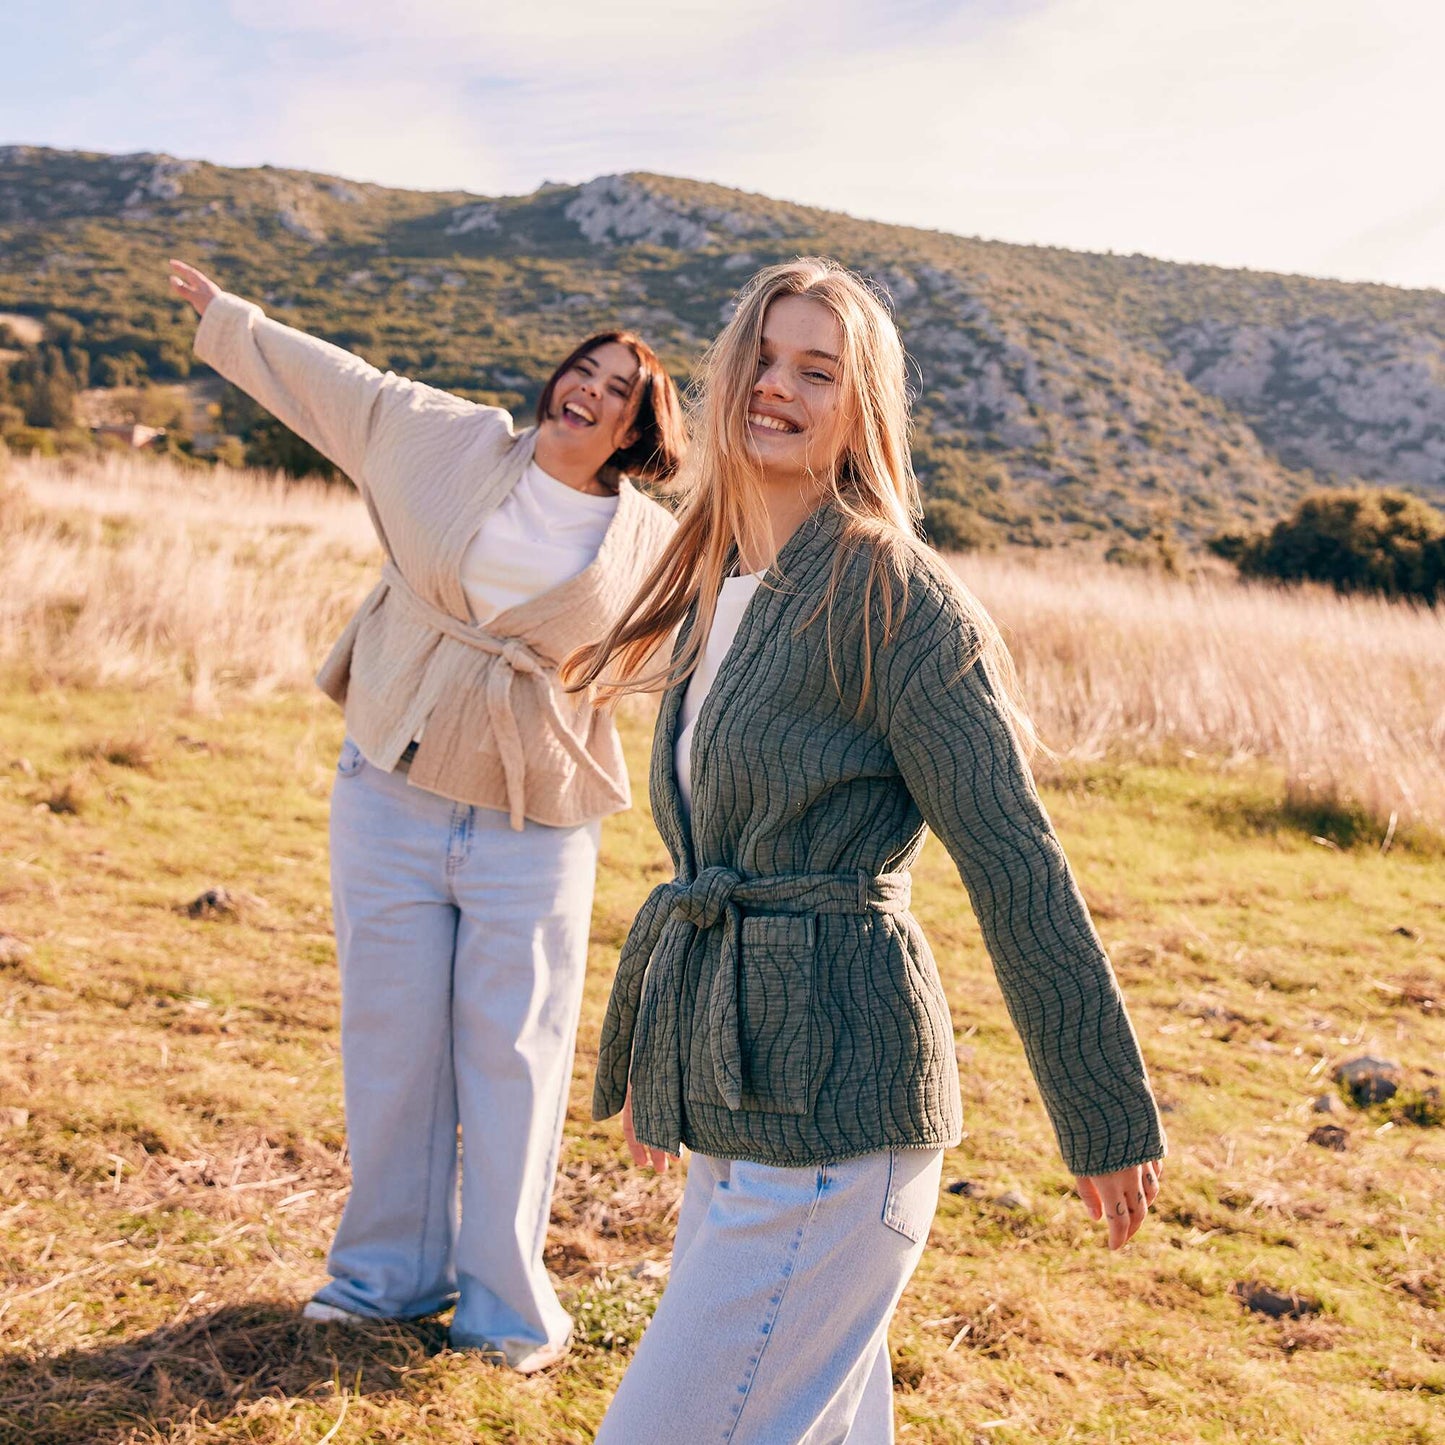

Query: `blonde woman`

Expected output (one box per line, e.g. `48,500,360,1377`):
566,258,1164,1441
168,260,684,1373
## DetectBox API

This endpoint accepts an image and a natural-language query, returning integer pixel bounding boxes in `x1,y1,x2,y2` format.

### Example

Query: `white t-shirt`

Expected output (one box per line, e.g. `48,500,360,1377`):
675,573,763,822
459,460,619,621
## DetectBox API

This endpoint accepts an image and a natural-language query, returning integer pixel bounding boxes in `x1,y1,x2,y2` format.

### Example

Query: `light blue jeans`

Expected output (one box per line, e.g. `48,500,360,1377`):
313,740,600,1363
596,1146,945,1444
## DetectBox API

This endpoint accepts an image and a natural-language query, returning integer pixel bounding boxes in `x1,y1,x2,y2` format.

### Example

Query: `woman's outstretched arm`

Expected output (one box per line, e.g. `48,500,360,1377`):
170,259,389,483
883,577,1165,1246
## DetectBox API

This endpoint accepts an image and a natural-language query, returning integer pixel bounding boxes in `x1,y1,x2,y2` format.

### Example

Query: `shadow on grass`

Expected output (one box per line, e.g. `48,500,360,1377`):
1201,787,1444,857
0,1302,451,1445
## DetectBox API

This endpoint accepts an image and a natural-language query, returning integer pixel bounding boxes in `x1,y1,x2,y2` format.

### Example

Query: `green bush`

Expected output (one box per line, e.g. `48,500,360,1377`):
4,426,57,457
1218,489,1445,603
923,497,994,552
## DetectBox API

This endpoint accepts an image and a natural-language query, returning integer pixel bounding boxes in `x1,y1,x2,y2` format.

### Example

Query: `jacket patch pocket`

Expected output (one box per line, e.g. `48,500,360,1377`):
738,914,817,1115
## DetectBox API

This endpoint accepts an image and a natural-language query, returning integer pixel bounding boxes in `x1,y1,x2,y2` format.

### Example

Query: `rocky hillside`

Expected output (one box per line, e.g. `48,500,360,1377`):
3,145,1443,549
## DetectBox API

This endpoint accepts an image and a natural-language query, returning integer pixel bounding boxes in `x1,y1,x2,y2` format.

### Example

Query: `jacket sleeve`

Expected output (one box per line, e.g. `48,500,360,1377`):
884,582,1165,1177
193,292,390,482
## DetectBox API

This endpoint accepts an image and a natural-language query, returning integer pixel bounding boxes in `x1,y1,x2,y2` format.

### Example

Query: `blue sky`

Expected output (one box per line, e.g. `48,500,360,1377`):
6,0,1442,290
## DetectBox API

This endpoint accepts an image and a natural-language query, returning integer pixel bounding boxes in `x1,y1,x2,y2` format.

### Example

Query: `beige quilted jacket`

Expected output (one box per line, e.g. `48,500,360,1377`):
195,293,675,828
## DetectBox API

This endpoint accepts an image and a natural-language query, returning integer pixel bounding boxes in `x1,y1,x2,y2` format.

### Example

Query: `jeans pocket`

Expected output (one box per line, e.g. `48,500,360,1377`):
737,914,817,1115
336,738,365,778
882,1147,943,1245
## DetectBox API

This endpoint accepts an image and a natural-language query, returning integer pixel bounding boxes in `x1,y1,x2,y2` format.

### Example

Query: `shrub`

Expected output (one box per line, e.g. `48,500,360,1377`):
4,426,57,457
1226,489,1445,603
923,496,994,553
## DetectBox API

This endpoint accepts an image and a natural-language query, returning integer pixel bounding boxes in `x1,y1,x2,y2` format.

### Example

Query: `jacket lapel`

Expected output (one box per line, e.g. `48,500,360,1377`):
651,502,844,876
651,612,697,875
438,425,540,619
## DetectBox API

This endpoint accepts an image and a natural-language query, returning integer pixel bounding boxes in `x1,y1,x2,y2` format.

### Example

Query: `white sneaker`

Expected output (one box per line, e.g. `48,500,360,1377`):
509,1336,572,1375
452,1332,573,1374
301,1299,372,1325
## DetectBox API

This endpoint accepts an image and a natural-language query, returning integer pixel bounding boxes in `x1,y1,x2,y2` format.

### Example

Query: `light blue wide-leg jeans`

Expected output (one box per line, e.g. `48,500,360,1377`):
313,740,599,1364
595,1146,944,1445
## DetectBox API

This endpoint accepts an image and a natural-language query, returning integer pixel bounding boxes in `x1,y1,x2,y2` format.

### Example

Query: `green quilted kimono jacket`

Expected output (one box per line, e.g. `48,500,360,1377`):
595,503,1164,1176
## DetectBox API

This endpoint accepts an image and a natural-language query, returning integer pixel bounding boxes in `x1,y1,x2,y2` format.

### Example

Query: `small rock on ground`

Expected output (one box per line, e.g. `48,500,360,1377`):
1231,1280,1322,1319
991,1189,1031,1211
1307,1124,1348,1151
1333,1055,1401,1106
1312,1093,1342,1114
185,887,238,919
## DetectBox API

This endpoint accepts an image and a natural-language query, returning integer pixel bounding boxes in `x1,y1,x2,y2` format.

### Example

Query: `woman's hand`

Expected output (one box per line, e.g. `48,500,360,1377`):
621,1087,674,1173
168,259,221,318
1074,1159,1163,1250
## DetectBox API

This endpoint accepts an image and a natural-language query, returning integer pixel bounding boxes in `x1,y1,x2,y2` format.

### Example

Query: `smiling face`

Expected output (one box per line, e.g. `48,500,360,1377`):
745,294,852,488
544,341,642,458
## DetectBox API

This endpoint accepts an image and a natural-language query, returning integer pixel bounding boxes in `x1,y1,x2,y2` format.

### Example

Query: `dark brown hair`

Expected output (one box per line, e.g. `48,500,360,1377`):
535,331,687,487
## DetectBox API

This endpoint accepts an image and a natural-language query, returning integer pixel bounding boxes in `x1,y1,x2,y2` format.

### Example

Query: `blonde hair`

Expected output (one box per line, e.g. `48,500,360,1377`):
563,257,1036,754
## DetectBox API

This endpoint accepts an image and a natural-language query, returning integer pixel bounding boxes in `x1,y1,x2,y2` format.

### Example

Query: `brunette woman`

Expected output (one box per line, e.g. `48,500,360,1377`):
168,260,685,1373
566,259,1164,1441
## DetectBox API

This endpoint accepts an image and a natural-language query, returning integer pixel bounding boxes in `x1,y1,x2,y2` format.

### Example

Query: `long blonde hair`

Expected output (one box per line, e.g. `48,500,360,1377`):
563,257,1036,754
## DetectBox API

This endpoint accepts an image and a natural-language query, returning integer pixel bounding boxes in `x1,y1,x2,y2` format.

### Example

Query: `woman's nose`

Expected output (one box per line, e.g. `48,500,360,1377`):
754,365,789,398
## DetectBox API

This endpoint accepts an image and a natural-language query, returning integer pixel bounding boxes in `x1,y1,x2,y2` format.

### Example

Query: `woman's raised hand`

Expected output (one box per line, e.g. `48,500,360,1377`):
1074,1158,1164,1250
168,259,221,318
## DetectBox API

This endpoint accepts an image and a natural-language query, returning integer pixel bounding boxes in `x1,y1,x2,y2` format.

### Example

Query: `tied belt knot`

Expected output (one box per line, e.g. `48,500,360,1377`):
593,864,912,1144
380,561,625,830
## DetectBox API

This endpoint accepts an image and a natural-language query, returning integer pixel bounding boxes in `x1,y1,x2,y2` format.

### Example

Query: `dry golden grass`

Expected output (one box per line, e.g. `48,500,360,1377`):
3,452,1440,834
1,684,1442,1444
954,552,1445,832
0,452,378,704
2,456,1444,1441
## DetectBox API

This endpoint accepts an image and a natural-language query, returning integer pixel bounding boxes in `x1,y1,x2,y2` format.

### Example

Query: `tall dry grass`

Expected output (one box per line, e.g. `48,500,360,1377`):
954,550,1445,830
0,450,379,704
2,452,1441,828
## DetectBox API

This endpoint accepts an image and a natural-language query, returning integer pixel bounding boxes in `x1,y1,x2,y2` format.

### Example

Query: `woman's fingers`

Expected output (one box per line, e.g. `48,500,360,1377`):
621,1088,671,1173
1076,1162,1162,1250
1143,1160,1162,1205
167,259,219,317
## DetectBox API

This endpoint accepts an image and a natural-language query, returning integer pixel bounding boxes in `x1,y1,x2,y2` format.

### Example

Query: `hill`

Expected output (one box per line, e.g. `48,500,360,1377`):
2,145,1444,548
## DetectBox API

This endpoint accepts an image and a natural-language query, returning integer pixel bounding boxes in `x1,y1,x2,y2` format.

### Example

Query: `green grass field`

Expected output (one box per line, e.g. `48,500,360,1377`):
1,679,1442,1444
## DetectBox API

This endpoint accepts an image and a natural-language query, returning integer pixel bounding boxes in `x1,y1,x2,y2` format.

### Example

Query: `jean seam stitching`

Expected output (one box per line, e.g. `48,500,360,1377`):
723,1164,828,1443
410,911,457,1308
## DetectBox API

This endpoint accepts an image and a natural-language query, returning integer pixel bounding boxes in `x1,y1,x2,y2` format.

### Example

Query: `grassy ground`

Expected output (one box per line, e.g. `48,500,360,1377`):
1,677,1442,1444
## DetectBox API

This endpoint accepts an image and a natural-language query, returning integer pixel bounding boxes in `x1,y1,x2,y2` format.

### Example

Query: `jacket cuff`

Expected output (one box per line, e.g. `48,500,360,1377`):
193,291,263,370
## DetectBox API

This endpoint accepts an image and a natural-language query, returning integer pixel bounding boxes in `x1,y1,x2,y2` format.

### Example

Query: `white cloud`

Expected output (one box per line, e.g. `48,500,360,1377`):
13,0,1443,289
669,0,1443,290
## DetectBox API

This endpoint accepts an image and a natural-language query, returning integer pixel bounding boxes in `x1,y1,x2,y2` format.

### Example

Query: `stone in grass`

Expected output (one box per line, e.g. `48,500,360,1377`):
946,1179,981,1198
1307,1124,1348,1151
1231,1280,1322,1319
0,933,30,966
1312,1093,1342,1115
1333,1056,1401,1107
185,887,238,919
991,1189,1031,1211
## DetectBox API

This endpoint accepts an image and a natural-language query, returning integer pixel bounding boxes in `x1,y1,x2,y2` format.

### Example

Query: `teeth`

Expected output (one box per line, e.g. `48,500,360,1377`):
564,402,595,424
748,412,796,433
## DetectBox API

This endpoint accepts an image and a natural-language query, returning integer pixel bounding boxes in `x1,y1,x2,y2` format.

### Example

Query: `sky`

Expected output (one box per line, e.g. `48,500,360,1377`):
6,0,1443,291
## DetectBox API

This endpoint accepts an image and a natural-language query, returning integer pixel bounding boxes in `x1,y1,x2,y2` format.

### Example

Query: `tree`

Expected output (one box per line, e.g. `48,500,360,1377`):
1221,488,1445,604
21,348,77,429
